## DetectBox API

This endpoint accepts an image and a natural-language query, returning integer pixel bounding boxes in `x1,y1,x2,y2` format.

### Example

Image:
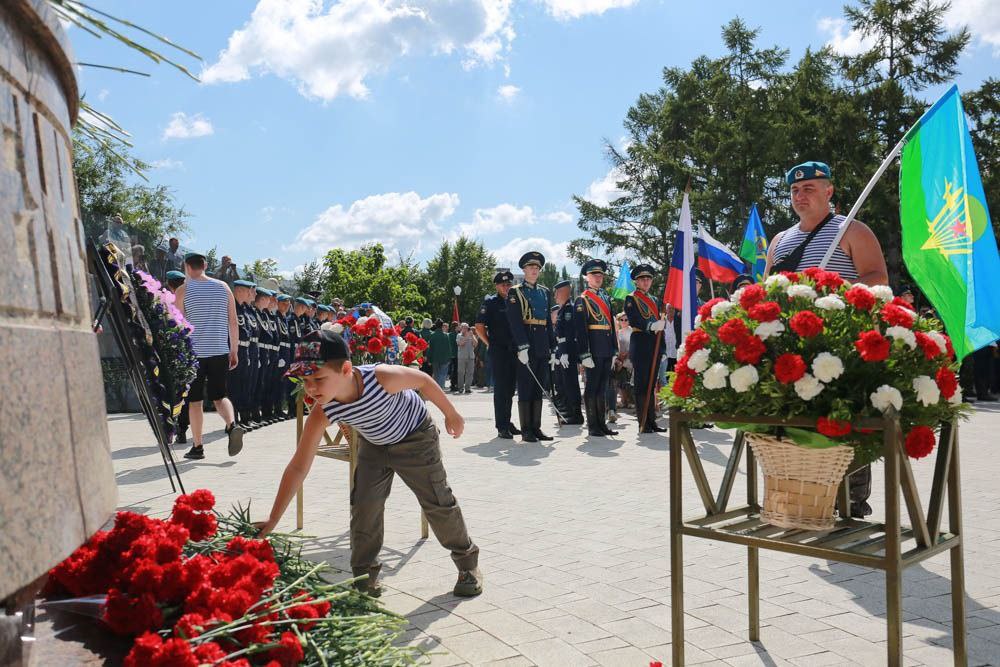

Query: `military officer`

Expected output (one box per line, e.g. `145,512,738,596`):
252,288,276,426
293,297,314,337
231,280,261,430
273,294,293,419
554,279,584,425
506,252,556,443
624,264,668,433
574,259,618,437
475,270,521,440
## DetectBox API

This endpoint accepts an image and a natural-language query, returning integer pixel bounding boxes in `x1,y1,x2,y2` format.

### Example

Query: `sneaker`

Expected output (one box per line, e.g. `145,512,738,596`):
183,445,205,460
454,568,483,597
226,423,245,457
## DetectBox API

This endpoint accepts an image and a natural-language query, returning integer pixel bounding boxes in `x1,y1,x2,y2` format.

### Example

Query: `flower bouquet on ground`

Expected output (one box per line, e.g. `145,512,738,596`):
664,268,968,530
43,490,419,666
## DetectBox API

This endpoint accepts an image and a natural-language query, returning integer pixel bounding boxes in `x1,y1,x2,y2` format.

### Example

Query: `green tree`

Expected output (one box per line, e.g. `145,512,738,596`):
320,244,425,313
964,78,1000,237
421,237,496,322
292,260,328,295
242,258,280,282
836,0,970,280
539,263,559,288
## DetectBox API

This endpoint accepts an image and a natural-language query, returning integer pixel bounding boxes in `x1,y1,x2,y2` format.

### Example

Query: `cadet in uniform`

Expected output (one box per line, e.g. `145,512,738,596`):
554,279,584,425
293,297,314,337
624,264,667,433
231,280,261,430
252,288,276,426
475,270,521,440
274,294,293,419
506,252,555,443
574,259,618,437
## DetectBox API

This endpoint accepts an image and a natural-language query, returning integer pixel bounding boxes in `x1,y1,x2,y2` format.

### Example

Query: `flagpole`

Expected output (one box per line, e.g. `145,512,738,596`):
818,137,906,269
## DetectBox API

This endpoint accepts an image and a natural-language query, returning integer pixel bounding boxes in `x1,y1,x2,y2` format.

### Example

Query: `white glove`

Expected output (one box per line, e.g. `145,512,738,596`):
650,319,666,332
278,359,287,368
559,354,570,368
549,353,558,369
581,355,595,369
517,349,530,365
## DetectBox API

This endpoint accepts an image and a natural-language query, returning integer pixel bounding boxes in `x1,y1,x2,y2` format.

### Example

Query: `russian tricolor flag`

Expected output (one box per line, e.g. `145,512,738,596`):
697,227,745,284
663,191,697,338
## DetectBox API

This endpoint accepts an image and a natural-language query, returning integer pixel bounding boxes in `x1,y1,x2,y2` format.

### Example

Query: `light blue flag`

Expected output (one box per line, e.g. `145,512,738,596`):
612,261,635,299
738,204,768,283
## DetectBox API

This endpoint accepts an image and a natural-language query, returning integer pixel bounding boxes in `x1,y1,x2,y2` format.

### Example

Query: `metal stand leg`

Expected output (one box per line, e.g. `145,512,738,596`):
670,414,685,666
885,421,902,667
949,426,967,666
748,546,760,641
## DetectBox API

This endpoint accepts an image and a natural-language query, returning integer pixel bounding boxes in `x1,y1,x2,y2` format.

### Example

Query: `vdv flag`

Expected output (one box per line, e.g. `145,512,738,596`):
664,192,697,338
697,226,745,284
900,84,1000,360
739,204,768,283
611,260,635,299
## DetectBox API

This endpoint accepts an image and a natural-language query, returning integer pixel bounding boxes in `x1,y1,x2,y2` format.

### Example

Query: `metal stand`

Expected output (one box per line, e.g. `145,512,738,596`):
669,410,966,667
294,393,428,539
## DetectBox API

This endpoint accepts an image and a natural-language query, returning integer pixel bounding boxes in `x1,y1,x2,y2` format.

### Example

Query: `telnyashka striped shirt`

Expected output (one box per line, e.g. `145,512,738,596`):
322,364,428,445
183,278,232,358
771,214,859,280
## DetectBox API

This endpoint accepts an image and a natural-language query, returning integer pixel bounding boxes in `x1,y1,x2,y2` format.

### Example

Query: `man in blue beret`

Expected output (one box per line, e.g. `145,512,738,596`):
475,270,522,439
574,259,619,437
272,294,294,420
230,280,261,430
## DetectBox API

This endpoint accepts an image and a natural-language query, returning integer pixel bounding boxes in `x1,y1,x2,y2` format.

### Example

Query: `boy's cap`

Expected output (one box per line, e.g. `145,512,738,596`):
285,330,349,378
166,270,186,281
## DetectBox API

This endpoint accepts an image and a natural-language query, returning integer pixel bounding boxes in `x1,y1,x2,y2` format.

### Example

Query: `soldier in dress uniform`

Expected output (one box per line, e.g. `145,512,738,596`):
293,297,314,337
574,259,619,437
506,252,556,443
554,279,584,425
252,288,276,426
285,296,307,415
624,264,668,433
231,280,261,431
475,270,521,440
274,294,293,420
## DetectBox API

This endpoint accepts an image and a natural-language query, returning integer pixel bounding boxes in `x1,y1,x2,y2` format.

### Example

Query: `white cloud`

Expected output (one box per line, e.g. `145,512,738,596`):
150,158,183,170
162,112,214,140
202,0,516,102
497,83,520,101
97,88,110,102
289,191,460,252
542,0,638,21
583,164,626,206
945,0,1000,56
543,210,574,225
456,203,533,237
491,236,573,270
817,17,875,56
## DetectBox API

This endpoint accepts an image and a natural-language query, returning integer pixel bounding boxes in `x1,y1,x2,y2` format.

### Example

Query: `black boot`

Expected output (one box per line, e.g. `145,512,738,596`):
570,402,585,425
508,422,522,436
517,402,537,443
598,396,618,436
533,400,553,441
585,397,604,437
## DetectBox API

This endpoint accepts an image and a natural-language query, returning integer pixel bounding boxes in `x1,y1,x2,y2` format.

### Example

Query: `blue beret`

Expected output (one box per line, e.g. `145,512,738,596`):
554,279,571,290
786,161,831,185
306,299,317,307
233,279,255,288
519,251,546,269
183,251,205,261
256,288,274,298
630,264,655,280
277,294,291,302
294,297,309,305
581,259,607,276
166,270,185,281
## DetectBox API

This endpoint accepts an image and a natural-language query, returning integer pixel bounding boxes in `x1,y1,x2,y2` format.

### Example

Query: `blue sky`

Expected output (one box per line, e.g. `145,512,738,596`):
72,0,999,277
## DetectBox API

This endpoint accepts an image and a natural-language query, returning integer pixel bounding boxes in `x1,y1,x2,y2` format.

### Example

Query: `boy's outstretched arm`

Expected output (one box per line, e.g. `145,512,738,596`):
375,364,464,439
255,406,328,536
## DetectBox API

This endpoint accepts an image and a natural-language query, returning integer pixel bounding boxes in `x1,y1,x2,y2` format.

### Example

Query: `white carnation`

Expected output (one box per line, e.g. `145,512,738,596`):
694,314,702,327
765,274,790,289
786,284,817,301
331,322,344,334
870,384,903,412
793,373,824,401
711,300,736,318
926,330,948,354
320,322,336,331
754,320,785,340
811,352,844,383
676,343,687,359
814,295,846,310
356,315,369,327
912,375,941,406
886,325,917,349
871,285,894,302
948,391,963,405
702,362,730,390
730,287,745,303
688,348,711,373
851,283,874,294
729,365,760,393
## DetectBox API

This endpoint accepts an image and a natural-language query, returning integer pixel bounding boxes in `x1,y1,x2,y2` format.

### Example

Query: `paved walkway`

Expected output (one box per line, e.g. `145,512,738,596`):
109,392,1000,666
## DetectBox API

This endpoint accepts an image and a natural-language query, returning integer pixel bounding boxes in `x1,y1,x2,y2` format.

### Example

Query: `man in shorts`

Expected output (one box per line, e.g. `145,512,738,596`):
175,251,245,460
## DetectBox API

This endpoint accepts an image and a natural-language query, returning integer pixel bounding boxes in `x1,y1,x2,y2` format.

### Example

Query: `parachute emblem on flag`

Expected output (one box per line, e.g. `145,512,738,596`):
920,179,973,257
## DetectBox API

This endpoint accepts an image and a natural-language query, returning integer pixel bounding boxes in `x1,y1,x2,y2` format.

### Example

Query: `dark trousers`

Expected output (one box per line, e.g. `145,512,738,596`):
556,363,581,409
973,346,996,397
350,417,478,574
489,346,515,430
630,338,662,426
515,354,548,401
450,356,459,389
583,357,612,398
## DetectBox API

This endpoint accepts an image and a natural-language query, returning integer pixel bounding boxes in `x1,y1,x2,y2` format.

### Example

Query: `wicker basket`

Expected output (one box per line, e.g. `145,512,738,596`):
745,433,856,531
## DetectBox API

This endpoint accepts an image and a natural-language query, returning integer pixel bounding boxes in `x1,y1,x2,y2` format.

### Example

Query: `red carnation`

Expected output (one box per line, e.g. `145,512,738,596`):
672,371,695,397
816,417,852,438
790,311,824,338
904,426,936,459
774,353,806,384
683,328,710,353
124,632,164,667
675,355,690,374
780,271,801,282
413,337,429,351
854,330,891,362
193,642,228,663
914,332,942,360
733,335,767,365
404,332,419,344
748,301,781,322
881,303,916,328
267,632,305,667
774,352,806,384
802,267,823,281
698,297,726,320
935,366,958,399
738,284,767,310
815,271,844,291
366,338,384,354
942,333,956,359
718,318,751,345
103,589,163,636
402,348,419,365
844,285,876,311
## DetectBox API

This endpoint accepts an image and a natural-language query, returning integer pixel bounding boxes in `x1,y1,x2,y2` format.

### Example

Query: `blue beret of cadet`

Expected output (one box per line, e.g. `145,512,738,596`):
518,251,545,269
306,299,317,307
277,294,291,302
630,264,655,280
183,251,206,261
581,259,608,276
233,279,255,288
786,161,832,185
494,270,514,284
294,296,309,305
256,288,274,298
166,270,186,281
554,279,571,290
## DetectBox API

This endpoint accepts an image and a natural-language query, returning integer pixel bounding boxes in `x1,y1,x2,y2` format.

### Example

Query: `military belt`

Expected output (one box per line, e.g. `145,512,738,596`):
588,324,611,330
279,342,291,348
523,318,547,325
239,341,250,348
251,337,259,343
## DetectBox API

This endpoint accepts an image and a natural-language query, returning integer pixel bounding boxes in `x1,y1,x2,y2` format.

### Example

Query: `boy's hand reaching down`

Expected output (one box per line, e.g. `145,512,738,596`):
444,410,465,439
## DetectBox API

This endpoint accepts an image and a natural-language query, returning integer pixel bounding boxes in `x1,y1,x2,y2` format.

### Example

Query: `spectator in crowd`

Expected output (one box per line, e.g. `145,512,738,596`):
218,255,240,286
175,251,245,460
150,247,169,283
131,244,148,272
611,312,633,419
400,316,416,338
428,319,452,389
419,318,434,375
165,237,183,272
448,320,459,391
455,322,477,394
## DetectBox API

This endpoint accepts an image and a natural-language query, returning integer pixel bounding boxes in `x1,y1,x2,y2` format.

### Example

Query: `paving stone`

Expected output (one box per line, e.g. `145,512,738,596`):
515,637,597,666
439,630,519,663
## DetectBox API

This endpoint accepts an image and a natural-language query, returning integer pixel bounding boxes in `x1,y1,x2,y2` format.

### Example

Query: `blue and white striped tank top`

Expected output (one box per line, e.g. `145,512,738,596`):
183,278,232,358
771,215,859,280
322,364,428,445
